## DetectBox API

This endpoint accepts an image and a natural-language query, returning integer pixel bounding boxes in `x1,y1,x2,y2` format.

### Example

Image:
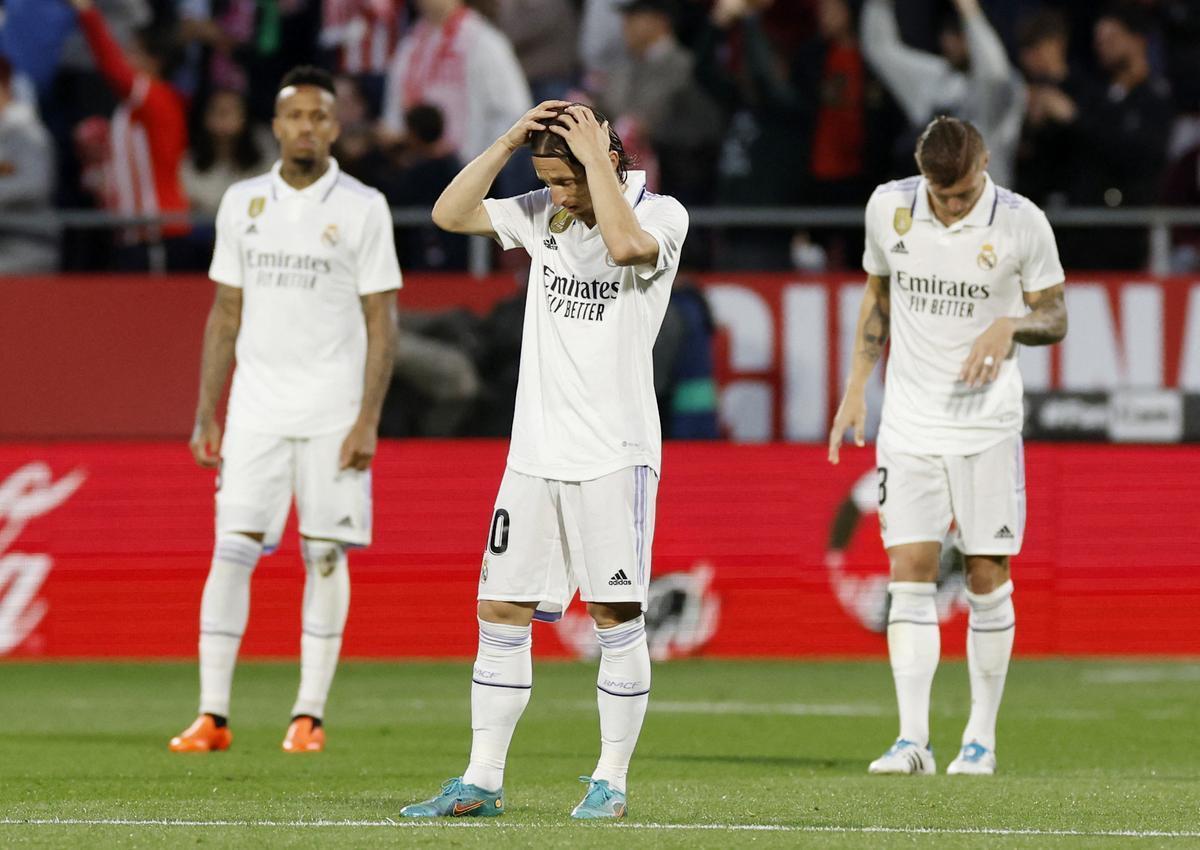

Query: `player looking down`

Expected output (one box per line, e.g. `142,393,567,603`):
169,66,401,754
829,116,1067,776
400,101,687,820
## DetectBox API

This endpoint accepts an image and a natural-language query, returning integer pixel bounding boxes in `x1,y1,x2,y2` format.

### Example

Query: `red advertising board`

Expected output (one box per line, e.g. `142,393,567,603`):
2,441,1197,660
2,274,1198,441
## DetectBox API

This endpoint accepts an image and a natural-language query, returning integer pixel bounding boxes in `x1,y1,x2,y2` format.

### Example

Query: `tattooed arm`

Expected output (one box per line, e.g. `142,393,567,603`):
828,274,891,464
960,283,1067,387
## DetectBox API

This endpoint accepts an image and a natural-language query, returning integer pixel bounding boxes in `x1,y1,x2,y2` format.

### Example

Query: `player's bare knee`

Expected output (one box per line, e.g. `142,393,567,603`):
888,545,940,583
477,600,538,626
588,601,642,628
965,556,1010,594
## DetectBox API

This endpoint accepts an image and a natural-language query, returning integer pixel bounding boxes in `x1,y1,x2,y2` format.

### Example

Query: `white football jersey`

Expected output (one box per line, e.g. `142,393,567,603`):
209,159,403,437
863,174,1064,455
483,171,688,480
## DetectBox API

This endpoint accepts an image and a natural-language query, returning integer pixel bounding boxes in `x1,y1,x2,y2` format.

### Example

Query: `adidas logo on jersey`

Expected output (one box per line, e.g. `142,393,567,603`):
337,516,354,529
608,570,633,586
891,240,908,254
245,223,258,235
543,235,559,250
994,525,1014,539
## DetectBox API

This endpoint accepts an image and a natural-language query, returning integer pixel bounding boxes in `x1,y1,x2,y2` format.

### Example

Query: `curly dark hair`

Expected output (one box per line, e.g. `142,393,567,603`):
277,65,336,97
528,104,633,183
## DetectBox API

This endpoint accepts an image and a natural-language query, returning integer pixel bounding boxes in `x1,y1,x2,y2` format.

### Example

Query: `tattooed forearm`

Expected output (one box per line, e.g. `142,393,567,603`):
1014,284,1067,346
858,275,891,364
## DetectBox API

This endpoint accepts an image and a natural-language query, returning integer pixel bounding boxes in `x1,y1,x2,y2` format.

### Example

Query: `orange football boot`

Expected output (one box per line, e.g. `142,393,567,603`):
168,715,232,752
282,717,325,753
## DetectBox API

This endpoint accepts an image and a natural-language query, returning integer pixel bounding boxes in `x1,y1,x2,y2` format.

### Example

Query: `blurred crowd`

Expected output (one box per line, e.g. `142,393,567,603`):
1,0,1200,275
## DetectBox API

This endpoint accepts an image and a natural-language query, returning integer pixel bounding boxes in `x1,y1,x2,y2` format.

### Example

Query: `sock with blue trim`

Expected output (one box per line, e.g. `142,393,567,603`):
291,539,350,720
962,580,1015,751
887,581,940,748
592,615,651,794
198,533,262,717
462,618,533,792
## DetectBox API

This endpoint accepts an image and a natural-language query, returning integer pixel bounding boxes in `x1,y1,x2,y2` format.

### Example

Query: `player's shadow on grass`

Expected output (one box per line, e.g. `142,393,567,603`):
644,753,860,770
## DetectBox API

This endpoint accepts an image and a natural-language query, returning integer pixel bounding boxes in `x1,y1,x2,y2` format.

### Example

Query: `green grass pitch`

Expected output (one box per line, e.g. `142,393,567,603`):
1,659,1198,848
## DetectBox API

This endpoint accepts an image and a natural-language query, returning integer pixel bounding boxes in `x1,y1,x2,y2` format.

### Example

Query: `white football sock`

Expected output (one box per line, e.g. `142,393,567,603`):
962,579,1015,751
463,618,533,792
291,540,350,720
887,581,940,748
198,534,262,718
592,616,651,794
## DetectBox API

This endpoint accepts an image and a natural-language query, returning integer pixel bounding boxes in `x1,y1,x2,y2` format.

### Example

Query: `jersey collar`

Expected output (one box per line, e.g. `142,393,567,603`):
912,173,997,231
270,157,342,202
623,170,648,207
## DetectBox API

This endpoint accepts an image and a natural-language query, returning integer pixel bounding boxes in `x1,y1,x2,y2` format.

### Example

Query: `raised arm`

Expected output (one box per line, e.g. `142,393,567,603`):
338,291,398,471
859,0,952,124
828,274,890,464
190,283,242,468
432,100,569,236
68,0,138,100
953,0,1014,86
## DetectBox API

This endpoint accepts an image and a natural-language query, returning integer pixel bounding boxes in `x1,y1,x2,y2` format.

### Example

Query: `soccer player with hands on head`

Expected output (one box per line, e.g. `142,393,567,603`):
830,116,1066,776
400,100,687,821
171,66,401,756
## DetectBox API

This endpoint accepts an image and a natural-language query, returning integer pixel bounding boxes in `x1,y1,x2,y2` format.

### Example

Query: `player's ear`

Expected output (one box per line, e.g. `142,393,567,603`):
271,114,283,143
608,150,619,172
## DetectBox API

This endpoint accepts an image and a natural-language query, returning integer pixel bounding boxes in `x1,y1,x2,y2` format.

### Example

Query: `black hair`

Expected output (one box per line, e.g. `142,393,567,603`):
277,65,337,98
1100,1,1153,36
528,104,632,183
406,104,445,145
191,88,266,173
134,23,183,79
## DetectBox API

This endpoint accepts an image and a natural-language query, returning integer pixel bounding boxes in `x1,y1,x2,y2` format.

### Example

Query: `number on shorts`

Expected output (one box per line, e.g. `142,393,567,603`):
877,467,888,506
488,509,510,555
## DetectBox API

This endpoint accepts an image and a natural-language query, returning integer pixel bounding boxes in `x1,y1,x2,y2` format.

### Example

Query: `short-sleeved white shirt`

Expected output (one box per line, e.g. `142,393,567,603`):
209,158,402,437
482,171,688,480
862,174,1064,455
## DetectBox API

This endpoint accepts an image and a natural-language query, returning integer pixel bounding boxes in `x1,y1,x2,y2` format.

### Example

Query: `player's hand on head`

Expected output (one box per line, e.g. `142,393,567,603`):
546,105,611,168
339,422,377,471
189,418,222,469
501,101,572,152
960,318,1016,389
828,394,867,465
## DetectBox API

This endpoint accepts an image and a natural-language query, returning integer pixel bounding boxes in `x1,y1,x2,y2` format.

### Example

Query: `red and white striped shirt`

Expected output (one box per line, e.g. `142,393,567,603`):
77,7,189,239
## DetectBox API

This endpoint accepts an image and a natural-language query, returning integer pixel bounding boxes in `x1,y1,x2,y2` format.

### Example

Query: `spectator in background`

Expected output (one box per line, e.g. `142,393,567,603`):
693,0,808,267
1014,8,1090,208
599,0,721,202
495,0,580,102
182,89,274,217
378,103,467,269
1054,3,1173,269
319,0,406,112
860,0,1024,188
578,0,626,95
380,0,531,166
64,0,191,271
0,57,59,274
331,72,391,186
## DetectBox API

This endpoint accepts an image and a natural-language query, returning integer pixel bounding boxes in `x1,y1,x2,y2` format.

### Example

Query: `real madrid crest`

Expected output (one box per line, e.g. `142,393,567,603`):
248,196,265,217
321,223,340,247
977,242,997,270
893,207,912,235
549,209,574,234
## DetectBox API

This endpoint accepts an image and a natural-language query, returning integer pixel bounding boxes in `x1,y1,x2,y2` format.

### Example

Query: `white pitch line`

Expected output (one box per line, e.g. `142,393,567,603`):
2,819,1199,838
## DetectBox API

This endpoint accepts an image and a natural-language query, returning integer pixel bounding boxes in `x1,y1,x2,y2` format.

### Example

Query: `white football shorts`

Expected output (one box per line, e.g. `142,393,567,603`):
215,425,372,551
477,465,658,621
875,433,1025,556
